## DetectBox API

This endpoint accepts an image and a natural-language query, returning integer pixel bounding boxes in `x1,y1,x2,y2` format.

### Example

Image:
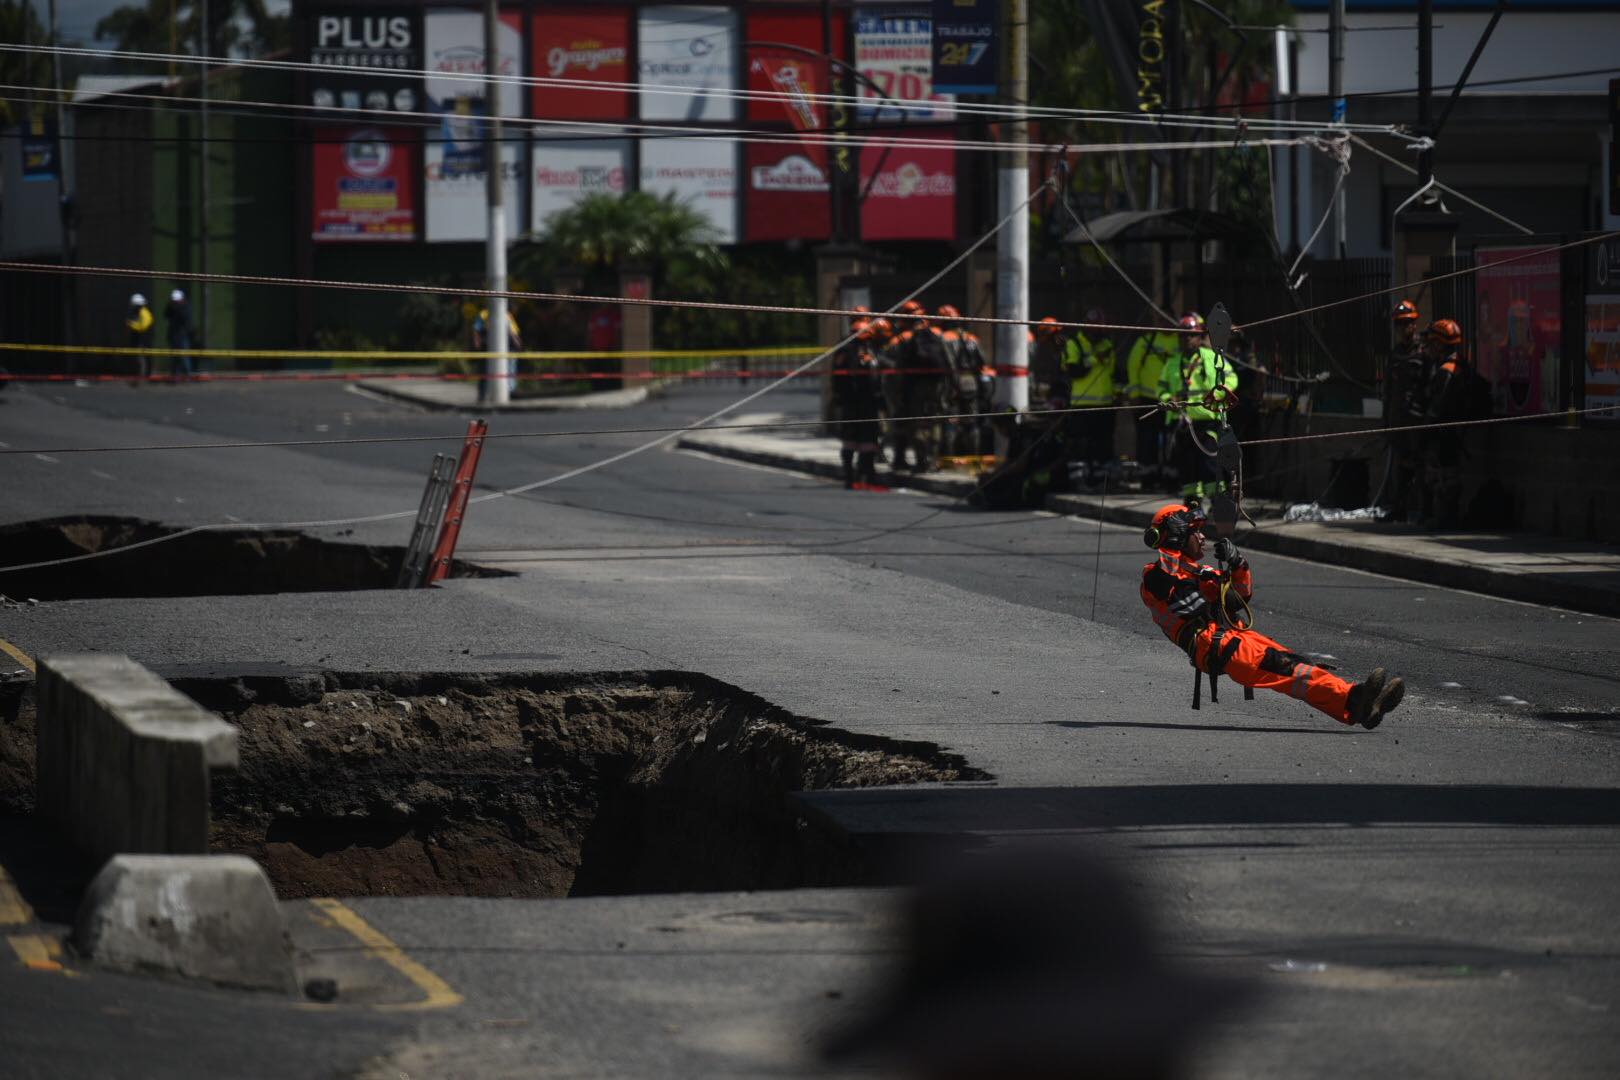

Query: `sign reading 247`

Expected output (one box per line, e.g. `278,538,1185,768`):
931,0,999,96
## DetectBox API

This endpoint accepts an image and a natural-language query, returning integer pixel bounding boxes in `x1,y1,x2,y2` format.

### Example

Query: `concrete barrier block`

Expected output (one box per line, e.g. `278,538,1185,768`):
36,654,238,863
75,854,297,993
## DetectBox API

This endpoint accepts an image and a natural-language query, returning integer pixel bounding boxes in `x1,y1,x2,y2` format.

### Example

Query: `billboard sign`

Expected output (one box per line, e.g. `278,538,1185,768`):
532,138,631,228
20,115,58,181
531,7,631,119
306,8,422,114
744,10,844,124
425,106,524,242
854,11,955,123
425,9,523,117
859,133,956,240
931,0,998,95
640,137,738,243
313,125,418,241
1476,246,1562,416
744,143,830,242
637,6,738,122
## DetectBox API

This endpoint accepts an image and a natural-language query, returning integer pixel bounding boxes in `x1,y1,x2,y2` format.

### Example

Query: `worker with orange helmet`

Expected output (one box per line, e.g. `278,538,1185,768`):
833,316,887,489
1418,318,1472,528
1027,316,1068,410
934,304,989,455
1382,299,1427,522
1140,502,1405,729
884,301,950,472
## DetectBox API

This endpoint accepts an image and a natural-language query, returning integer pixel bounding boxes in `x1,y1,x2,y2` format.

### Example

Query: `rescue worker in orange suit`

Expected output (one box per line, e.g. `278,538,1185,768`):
1139,503,1406,729
1028,316,1069,411
833,315,886,490
934,304,978,455
884,302,950,472
1384,300,1427,522
1419,318,1471,529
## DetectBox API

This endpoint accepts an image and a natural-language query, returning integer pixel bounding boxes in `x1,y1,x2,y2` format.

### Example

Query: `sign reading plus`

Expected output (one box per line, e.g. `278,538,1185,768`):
306,8,422,114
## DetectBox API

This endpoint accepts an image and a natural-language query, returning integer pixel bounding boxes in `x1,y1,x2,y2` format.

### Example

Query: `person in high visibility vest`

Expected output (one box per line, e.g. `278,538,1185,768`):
1061,310,1118,490
1157,313,1237,502
125,292,154,380
1124,323,1181,488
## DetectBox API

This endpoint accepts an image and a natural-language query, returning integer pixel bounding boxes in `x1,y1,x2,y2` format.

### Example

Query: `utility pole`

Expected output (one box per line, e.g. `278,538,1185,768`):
1417,0,1433,185
1329,0,1346,257
49,0,70,345
198,0,210,349
483,0,510,405
993,0,1029,414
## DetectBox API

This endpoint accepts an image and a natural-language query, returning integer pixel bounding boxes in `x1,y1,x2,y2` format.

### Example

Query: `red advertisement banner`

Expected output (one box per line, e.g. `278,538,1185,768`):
531,7,631,119
312,125,417,241
745,9,844,124
1477,246,1562,415
744,142,831,243
858,133,955,241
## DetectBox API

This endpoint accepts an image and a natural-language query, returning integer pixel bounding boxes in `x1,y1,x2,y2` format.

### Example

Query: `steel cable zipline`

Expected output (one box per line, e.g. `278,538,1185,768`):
0,175,1057,575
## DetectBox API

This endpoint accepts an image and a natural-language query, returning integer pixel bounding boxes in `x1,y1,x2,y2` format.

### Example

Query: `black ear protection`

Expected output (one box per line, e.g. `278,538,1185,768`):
1143,511,1210,552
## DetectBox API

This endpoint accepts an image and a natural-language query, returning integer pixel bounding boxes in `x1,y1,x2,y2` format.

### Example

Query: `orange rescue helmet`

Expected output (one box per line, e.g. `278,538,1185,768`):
1425,318,1463,347
1035,315,1063,337
897,299,926,318
936,303,961,320
1178,313,1206,332
1144,502,1207,552
1392,299,1419,322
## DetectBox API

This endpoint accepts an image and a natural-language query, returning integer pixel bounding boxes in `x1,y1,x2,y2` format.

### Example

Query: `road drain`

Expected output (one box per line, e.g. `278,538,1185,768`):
0,516,507,600
180,671,985,899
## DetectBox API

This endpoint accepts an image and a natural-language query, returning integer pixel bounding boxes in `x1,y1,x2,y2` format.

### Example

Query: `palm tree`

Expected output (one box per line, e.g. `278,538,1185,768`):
521,190,729,296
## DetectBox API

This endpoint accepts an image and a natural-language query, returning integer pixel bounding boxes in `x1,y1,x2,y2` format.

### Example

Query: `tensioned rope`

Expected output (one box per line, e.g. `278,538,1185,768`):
0,176,1057,575
0,42,1422,140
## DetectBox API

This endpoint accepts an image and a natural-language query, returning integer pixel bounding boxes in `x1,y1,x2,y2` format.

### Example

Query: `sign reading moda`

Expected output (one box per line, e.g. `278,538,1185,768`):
931,0,997,95
312,126,417,241
306,8,421,114
531,7,631,119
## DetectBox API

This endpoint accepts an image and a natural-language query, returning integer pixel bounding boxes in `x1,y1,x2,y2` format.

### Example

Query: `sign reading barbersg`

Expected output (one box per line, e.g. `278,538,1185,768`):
306,8,422,114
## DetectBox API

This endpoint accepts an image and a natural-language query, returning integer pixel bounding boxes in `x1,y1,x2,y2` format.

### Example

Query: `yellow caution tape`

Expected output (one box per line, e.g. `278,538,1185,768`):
0,341,824,362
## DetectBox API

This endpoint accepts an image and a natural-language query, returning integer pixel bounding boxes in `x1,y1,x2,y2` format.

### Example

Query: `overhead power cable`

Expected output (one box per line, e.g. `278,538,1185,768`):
0,42,1422,140
0,81,1316,159
1349,133,1534,236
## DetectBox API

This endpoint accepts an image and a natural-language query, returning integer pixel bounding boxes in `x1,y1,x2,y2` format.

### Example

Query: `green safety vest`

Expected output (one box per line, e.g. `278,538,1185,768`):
1125,331,1180,401
1062,333,1116,406
1158,346,1237,424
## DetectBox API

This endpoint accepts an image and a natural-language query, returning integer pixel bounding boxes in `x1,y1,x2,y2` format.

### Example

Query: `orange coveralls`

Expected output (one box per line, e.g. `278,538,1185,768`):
1140,549,1360,724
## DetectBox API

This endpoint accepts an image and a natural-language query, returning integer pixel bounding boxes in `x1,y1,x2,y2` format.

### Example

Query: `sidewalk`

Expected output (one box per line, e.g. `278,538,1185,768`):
678,415,1620,619
357,378,654,412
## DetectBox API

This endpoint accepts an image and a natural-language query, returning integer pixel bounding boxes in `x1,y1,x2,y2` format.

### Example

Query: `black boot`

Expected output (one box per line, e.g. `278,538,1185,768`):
840,448,856,489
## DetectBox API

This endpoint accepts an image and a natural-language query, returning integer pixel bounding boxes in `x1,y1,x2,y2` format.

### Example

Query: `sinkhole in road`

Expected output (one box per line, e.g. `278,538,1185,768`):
0,516,507,600
180,671,986,899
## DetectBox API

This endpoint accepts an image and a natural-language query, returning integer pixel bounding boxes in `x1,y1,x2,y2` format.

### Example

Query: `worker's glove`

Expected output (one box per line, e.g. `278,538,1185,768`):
1212,538,1236,565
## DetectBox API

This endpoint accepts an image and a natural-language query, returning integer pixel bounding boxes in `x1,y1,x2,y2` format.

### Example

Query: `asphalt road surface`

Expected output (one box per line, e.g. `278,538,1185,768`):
1,378,1617,1078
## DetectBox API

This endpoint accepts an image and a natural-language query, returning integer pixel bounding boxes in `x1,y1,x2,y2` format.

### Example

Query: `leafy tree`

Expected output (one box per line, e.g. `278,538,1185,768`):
0,0,51,124
94,0,288,62
521,190,728,293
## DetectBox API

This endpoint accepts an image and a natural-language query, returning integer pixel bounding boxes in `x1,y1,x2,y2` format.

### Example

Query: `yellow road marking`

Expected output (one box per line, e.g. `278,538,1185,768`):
0,636,35,674
8,933,69,973
0,864,35,927
310,898,462,1011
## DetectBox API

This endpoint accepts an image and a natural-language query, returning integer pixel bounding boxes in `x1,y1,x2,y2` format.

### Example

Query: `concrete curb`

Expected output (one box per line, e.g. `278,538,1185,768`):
75,854,298,993
1045,492,1620,619
677,435,1620,620
676,433,981,500
36,654,238,863
358,379,654,412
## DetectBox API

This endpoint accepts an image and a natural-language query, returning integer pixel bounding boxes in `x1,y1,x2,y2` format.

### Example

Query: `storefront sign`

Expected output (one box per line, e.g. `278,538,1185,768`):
424,106,524,242
20,115,58,181
853,11,954,123
858,133,955,240
931,0,997,95
638,6,738,122
744,143,830,242
744,10,844,124
313,125,417,241
532,138,630,228
532,7,631,119
306,8,421,114
1477,246,1563,416
425,9,523,117
640,137,738,243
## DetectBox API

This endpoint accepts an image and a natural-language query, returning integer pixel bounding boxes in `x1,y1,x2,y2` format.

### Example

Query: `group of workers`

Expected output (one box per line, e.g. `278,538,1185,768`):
830,300,1242,500
1384,302,1475,528
124,290,195,379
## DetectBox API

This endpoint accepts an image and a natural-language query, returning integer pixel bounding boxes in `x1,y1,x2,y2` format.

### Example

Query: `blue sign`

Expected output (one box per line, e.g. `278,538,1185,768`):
931,0,997,95
21,118,58,182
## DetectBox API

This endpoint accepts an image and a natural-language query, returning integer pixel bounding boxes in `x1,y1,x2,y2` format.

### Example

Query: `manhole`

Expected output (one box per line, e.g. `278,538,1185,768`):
0,516,508,600
169,671,986,899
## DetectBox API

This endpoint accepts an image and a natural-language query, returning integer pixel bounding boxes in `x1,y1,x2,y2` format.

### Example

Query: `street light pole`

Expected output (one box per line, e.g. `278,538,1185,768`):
1329,0,1346,257
993,0,1029,413
483,0,510,405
